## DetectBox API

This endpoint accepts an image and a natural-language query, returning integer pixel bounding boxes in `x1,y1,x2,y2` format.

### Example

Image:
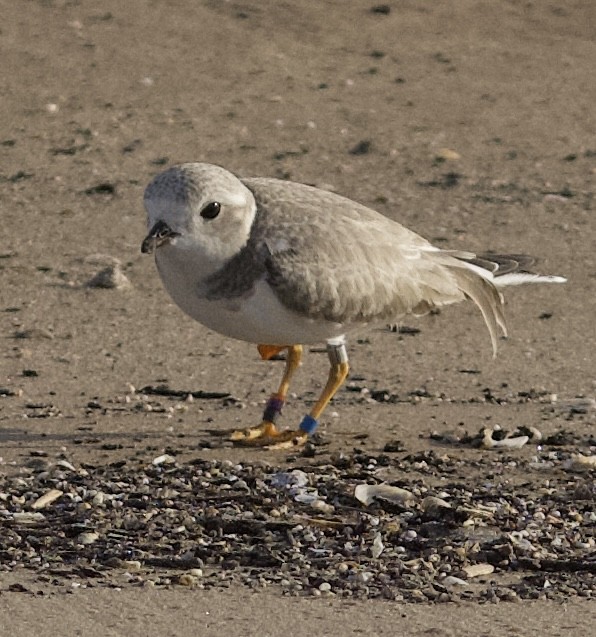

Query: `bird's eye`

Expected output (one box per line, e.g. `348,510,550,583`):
200,201,221,220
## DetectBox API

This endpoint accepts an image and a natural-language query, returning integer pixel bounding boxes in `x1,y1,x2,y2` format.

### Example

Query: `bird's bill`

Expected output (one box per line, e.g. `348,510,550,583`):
141,220,180,254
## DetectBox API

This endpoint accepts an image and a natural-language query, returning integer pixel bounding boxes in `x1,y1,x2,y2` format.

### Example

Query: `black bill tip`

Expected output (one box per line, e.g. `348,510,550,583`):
141,220,180,254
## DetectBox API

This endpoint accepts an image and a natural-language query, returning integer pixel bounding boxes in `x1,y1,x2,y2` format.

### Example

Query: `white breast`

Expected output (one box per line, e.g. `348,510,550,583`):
155,252,347,346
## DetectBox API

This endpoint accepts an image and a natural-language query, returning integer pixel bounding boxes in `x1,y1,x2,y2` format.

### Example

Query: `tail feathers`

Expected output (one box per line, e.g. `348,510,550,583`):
451,266,507,357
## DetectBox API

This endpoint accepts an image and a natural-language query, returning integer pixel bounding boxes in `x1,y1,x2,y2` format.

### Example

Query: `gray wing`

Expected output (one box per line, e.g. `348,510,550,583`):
205,177,505,352
243,179,504,342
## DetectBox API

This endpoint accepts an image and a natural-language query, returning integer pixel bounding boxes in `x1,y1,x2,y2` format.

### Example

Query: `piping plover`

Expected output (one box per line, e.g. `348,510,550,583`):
142,163,565,448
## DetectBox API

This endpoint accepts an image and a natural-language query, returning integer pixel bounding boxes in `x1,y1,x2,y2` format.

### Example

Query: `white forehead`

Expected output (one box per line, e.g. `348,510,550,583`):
144,163,248,212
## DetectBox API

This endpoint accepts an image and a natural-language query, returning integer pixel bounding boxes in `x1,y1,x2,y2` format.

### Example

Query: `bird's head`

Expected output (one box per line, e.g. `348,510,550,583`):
141,163,256,275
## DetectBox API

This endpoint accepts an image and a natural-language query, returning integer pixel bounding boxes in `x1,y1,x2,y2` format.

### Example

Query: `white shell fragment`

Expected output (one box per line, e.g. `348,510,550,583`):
443,575,469,587
12,512,46,524
526,426,543,442
463,563,495,578
372,533,384,558
55,459,77,472
564,453,596,472
152,454,176,466
354,483,417,507
481,428,529,449
31,488,63,510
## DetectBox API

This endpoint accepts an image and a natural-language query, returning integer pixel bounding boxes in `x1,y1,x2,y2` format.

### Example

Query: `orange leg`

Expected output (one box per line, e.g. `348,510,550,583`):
230,344,302,443
231,342,350,450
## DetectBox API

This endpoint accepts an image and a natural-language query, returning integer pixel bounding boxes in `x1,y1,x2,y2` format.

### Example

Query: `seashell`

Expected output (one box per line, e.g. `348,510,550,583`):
31,488,63,510
12,512,46,524
354,483,417,507
372,533,384,558
152,454,176,466
482,428,529,449
55,460,77,472
443,575,468,587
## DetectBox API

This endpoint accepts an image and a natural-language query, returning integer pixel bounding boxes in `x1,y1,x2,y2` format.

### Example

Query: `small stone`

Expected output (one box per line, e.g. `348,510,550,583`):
86,264,131,290
178,574,198,587
421,495,452,518
435,148,461,161
77,531,99,545
463,563,495,578
564,454,596,472
123,560,142,571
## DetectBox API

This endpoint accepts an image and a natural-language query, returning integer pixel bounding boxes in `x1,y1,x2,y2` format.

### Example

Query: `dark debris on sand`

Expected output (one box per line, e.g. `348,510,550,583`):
0,443,594,602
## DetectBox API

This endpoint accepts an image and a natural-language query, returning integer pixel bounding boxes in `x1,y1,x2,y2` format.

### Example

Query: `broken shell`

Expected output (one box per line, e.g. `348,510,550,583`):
354,483,417,507
372,533,384,558
443,575,468,587
152,454,176,466
527,426,543,441
482,428,529,449
55,459,77,472
188,568,203,578
12,512,46,524
31,488,63,510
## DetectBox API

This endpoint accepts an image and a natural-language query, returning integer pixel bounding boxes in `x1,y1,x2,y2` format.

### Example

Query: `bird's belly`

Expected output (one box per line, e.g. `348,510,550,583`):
156,258,347,345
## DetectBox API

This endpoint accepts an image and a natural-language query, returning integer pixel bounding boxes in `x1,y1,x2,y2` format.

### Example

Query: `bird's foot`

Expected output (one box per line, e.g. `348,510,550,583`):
230,420,277,442
230,421,308,449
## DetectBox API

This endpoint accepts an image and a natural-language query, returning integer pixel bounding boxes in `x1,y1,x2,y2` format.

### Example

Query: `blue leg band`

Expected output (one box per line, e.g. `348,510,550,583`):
299,414,318,435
